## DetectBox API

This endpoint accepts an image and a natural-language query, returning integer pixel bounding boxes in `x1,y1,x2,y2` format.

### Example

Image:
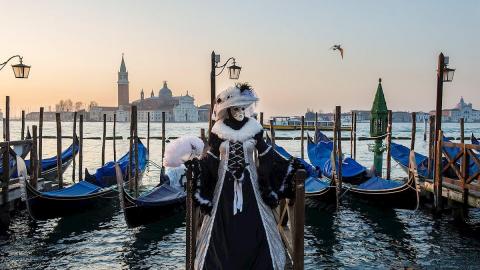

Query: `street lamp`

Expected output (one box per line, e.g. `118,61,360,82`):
209,51,242,132
433,52,455,210
0,55,31,78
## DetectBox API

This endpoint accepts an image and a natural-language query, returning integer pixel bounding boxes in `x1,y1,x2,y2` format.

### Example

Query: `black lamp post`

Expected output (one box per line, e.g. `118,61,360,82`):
209,51,242,133
0,55,31,78
433,52,455,210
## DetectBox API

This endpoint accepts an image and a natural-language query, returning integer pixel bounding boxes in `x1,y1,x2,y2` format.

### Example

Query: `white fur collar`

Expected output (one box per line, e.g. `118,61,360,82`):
211,117,263,142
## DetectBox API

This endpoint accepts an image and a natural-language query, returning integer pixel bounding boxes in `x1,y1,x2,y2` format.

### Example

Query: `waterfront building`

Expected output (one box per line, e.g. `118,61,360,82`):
433,97,480,123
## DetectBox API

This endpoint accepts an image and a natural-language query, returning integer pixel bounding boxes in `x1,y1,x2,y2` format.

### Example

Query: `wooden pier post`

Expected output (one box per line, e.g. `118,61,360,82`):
428,115,435,177
293,169,306,270
128,107,134,191
424,117,427,141
386,110,392,180
147,112,151,155
350,111,354,157
410,112,417,150
38,107,43,177
72,111,77,182
336,106,342,187
56,113,63,187
269,119,276,147
460,118,465,144
315,112,319,143
434,130,444,211
21,110,25,140
113,114,117,162
161,112,166,169
31,125,38,188
300,116,305,159
353,111,357,160
5,96,10,141
260,112,264,126
79,114,83,181
186,164,195,270
1,142,10,230
134,107,139,198
102,113,106,166
334,106,342,207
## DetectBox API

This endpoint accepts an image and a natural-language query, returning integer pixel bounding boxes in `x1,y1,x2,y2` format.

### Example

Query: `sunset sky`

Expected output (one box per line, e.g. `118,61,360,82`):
1,0,479,117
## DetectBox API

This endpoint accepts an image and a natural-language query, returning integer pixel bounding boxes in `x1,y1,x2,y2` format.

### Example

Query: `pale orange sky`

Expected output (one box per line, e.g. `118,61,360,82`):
1,0,479,118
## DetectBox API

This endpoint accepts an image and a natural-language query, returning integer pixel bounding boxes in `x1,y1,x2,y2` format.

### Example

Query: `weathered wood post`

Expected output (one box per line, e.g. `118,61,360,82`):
186,163,195,270
300,116,305,159
113,113,117,162
460,118,465,144
424,116,428,141
315,112,319,143
128,107,134,191
1,143,10,230
79,114,84,181
410,112,417,151
434,130,444,211
5,96,10,141
56,113,63,187
350,111,354,156
38,107,44,177
386,110,393,180
353,111,357,160
336,106,342,191
269,119,276,147
72,111,77,182
161,112,166,170
102,113,106,166
147,112,151,155
31,125,38,188
21,110,25,140
293,169,306,270
134,107,139,197
428,115,435,177
260,112,264,126
462,143,470,210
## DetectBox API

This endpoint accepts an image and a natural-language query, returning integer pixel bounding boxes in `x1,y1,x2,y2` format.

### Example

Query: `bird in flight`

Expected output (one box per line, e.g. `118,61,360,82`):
330,44,344,59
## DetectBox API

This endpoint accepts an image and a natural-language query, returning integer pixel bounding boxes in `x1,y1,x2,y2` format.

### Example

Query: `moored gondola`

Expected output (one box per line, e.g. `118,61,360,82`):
20,139,147,220
115,164,186,227
266,135,336,206
472,134,479,145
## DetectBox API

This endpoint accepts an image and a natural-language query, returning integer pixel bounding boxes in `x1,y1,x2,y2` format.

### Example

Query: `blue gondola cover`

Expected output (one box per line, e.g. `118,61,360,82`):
390,142,429,177
135,184,185,206
43,181,101,197
357,176,402,190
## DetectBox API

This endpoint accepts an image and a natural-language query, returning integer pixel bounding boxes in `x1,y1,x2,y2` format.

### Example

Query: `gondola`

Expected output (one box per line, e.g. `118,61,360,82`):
26,135,80,180
21,140,147,220
115,164,186,227
266,135,336,206
307,133,368,185
390,142,429,178
308,132,418,209
472,134,479,145
85,139,148,187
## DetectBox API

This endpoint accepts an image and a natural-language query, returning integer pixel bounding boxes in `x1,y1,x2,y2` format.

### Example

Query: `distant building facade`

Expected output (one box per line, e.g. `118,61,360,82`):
432,97,480,123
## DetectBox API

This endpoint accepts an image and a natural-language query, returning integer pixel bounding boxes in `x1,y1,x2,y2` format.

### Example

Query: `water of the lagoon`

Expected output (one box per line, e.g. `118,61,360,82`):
1,120,480,269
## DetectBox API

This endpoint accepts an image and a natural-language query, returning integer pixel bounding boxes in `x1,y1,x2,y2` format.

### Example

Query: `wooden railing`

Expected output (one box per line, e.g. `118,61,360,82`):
434,130,480,207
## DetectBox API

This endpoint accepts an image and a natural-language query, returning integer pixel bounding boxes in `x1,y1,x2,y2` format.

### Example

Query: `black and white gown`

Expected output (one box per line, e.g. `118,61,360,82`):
193,117,295,270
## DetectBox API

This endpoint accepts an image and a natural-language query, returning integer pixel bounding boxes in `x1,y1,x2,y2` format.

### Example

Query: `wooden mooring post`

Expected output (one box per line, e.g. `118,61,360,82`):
315,112,319,143
134,107,139,198
72,111,77,182
56,113,63,187
161,112,166,171
410,112,417,151
434,130,444,211
352,111,357,160
113,113,117,162
38,107,44,177
128,107,134,191
5,96,10,142
21,110,25,140
260,112,264,126
300,116,305,159
269,119,276,147
102,113,106,166
460,118,465,144
427,115,435,177
186,164,195,270
79,114,84,181
333,106,343,207
147,112,151,155
31,125,38,188
386,110,392,180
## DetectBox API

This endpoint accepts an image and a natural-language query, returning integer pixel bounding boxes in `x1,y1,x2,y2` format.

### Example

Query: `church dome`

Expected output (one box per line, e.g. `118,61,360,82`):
159,81,172,98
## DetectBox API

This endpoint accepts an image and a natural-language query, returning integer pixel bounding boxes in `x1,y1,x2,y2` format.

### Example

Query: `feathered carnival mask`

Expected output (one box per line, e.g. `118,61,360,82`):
212,83,259,121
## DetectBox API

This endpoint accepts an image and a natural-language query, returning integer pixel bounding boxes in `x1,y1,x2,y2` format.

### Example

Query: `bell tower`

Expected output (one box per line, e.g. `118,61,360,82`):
117,53,129,107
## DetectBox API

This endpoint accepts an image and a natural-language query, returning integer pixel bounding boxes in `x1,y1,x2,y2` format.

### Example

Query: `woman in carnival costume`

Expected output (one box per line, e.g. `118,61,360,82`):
184,83,303,270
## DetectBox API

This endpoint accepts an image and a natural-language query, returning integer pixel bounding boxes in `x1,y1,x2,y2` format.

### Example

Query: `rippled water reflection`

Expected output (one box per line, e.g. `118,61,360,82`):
1,121,480,269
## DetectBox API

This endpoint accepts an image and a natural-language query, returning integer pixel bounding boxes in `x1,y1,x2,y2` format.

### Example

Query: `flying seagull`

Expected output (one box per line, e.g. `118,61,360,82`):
330,44,344,59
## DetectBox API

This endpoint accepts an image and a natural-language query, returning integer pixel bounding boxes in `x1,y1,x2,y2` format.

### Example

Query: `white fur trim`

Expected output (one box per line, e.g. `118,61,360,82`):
194,191,212,207
163,136,204,167
211,117,263,142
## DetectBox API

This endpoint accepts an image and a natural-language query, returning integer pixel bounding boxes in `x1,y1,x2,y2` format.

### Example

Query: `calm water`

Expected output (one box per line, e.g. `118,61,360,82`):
1,120,480,269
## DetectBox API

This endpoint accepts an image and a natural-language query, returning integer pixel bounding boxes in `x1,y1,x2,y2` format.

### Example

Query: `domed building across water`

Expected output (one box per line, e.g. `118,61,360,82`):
131,81,198,122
